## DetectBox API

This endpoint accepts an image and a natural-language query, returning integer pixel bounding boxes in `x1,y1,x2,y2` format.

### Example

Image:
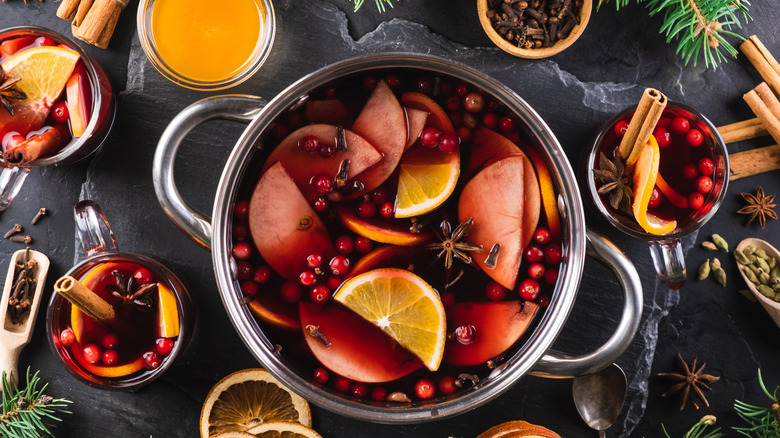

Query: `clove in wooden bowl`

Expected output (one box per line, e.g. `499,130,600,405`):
477,0,592,59
735,237,780,329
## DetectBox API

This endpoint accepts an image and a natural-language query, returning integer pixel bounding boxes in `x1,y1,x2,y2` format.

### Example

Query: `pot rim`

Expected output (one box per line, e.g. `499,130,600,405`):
210,53,587,423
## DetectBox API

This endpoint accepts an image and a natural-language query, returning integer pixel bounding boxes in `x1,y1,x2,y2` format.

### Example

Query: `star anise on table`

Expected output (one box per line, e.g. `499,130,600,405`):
737,187,777,229
657,353,720,410
107,271,158,312
593,153,633,214
425,216,483,275
0,65,27,116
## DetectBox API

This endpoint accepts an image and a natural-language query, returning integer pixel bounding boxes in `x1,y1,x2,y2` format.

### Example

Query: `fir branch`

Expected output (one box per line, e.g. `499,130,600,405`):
1,369,72,438
350,0,395,12
662,415,724,438
733,369,780,438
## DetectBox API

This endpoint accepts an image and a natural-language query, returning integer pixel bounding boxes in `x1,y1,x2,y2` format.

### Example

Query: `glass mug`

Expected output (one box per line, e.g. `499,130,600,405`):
47,200,194,390
582,102,728,289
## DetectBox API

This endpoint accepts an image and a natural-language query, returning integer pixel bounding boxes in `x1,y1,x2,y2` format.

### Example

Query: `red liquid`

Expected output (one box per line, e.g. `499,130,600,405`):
230,70,565,402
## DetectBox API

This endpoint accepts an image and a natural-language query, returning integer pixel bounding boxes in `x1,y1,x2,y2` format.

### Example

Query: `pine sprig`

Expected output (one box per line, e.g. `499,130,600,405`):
662,415,724,438
733,369,780,438
1,369,72,438
350,0,395,12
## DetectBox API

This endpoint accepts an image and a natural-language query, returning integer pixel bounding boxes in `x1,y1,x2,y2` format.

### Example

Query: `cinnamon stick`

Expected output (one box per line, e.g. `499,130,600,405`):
56,0,82,20
740,35,780,97
744,82,780,146
729,144,780,180
71,0,128,49
3,125,69,166
617,88,667,167
717,118,769,144
53,276,115,322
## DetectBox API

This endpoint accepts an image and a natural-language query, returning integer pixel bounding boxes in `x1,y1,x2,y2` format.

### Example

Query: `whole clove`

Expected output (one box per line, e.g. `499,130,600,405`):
486,0,581,49
9,235,32,244
4,224,22,238
31,207,47,225
7,248,39,325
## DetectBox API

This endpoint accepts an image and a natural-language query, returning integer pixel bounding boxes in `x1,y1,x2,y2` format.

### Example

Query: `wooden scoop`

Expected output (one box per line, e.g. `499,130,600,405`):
735,238,780,329
0,249,50,383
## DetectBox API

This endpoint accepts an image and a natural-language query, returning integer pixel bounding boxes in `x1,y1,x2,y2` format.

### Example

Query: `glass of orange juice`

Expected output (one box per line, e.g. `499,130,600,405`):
136,0,275,91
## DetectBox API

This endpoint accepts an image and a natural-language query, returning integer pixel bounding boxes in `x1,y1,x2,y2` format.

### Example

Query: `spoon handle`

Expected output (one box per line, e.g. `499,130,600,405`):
599,430,607,438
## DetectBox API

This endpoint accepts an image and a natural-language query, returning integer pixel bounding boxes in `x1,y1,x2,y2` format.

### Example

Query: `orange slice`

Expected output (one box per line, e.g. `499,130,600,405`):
632,136,676,235
401,92,455,134
333,268,446,371
525,146,561,242
71,262,123,344
156,284,180,338
2,45,80,113
348,245,419,279
70,344,146,378
247,421,323,438
334,205,432,246
395,145,460,218
476,420,561,438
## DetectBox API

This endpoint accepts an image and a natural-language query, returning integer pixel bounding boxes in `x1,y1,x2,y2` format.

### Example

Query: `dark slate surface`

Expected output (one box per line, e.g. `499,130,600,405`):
1,0,779,437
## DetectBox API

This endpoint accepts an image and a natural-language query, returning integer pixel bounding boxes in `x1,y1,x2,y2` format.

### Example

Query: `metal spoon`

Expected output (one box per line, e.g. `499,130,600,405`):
572,363,627,438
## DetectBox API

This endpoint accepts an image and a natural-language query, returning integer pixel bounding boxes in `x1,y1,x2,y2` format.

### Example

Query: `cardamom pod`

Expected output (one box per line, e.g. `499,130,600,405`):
756,257,771,273
734,249,751,265
748,254,758,262
773,276,780,285
743,267,759,284
760,271,771,285
710,258,722,271
738,288,757,301
744,245,756,256
773,282,780,292
701,241,719,251
712,234,729,251
770,258,777,269
697,259,711,280
757,284,775,299
749,264,763,276
755,248,768,260
771,265,780,278
714,267,727,286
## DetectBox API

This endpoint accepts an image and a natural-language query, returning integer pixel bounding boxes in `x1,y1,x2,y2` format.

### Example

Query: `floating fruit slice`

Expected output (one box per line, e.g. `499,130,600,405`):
525,146,561,242
404,106,429,149
631,136,676,235
247,421,323,438
347,80,407,198
654,172,688,209
348,245,419,279
249,162,335,279
458,155,541,290
334,205,432,246
261,124,381,201
299,302,422,383
71,262,123,344
467,127,525,178
65,62,91,138
333,268,446,371
156,283,180,338
70,344,146,378
443,301,538,366
476,420,561,438
304,99,352,126
401,92,455,134
395,145,460,218
200,368,311,438
248,293,300,331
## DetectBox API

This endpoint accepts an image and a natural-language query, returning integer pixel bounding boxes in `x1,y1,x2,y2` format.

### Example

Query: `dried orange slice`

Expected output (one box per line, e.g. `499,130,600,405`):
247,421,324,438
395,145,460,218
333,268,447,371
632,136,676,235
476,420,561,438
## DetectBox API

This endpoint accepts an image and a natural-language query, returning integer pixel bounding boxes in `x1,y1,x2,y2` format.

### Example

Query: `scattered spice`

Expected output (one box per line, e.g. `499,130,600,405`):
734,244,780,302
711,234,729,251
594,153,632,214
7,248,39,324
0,65,27,116
485,0,583,49
31,208,47,225
425,217,483,277
701,241,718,251
305,324,331,348
696,259,711,280
658,353,720,410
9,235,32,244
4,224,22,239
737,187,777,229
106,271,158,312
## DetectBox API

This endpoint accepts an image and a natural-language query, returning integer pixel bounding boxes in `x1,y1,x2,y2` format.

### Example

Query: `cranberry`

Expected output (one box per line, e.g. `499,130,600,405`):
653,126,672,148
696,175,713,193
143,351,162,369
335,236,354,255
371,386,388,401
519,279,541,301
101,333,119,349
544,245,563,264
232,242,253,260
682,163,699,179
648,186,663,209
156,338,175,356
538,295,551,307
313,197,329,212
380,202,395,218
528,263,546,280
456,126,473,142
285,111,304,128
463,92,485,113
133,267,156,285
485,281,507,301
543,268,558,285
462,112,478,129
280,281,302,303
686,128,703,147
524,245,544,263
313,367,329,383
83,344,102,364
688,192,705,210
355,236,373,253
351,382,369,399
60,329,75,347
439,133,459,152
415,75,433,94
323,87,338,99
253,266,272,283
384,73,400,88
329,256,351,276
327,276,343,290
441,291,455,306
420,127,442,148
232,222,249,241
698,157,715,176
439,376,458,395
671,116,690,134
271,123,288,140
358,201,376,218
446,95,461,111
314,175,334,194
499,116,516,133
307,253,323,269
102,350,119,366
297,135,319,153
487,101,499,112
658,117,672,128
236,261,254,280
482,112,499,129
334,377,351,392
299,270,317,287
439,80,453,95
240,281,260,298
454,324,476,345
505,131,520,144
455,83,469,97
532,227,551,245
614,120,630,137
4,134,26,149
362,75,378,90
371,188,388,205
318,144,336,158
51,101,69,123
415,379,436,400
310,285,331,303
235,200,250,220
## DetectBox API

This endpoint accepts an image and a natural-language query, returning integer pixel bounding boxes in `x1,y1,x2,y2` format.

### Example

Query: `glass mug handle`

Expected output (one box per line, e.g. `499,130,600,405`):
0,166,31,211
648,239,686,289
74,200,119,257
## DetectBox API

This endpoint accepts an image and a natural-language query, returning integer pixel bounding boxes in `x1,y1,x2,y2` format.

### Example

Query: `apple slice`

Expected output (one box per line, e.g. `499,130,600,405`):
443,301,539,366
249,162,335,279
404,106,429,150
467,127,526,178
458,155,541,289
299,302,422,383
401,92,455,134
304,99,353,126
262,124,382,201
346,80,407,198
66,62,92,138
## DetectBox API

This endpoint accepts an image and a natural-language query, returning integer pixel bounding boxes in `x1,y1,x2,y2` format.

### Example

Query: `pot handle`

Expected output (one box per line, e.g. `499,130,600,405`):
530,229,643,378
153,95,266,250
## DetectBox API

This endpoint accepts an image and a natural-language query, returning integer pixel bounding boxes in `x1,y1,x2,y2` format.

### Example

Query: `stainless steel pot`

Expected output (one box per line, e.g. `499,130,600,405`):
153,53,643,423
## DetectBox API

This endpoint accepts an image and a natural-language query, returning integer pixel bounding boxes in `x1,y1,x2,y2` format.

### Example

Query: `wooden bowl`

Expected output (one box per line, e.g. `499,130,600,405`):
735,238,780,329
477,0,592,59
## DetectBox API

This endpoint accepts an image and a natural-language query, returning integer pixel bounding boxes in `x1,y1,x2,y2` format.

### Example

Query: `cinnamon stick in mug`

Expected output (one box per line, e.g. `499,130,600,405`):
53,276,116,322
744,82,780,146
3,125,68,166
617,88,667,167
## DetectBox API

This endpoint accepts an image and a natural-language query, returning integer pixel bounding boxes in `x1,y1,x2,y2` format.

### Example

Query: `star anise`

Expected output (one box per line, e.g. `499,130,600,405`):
107,271,158,312
425,216,483,274
594,153,633,214
0,65,27,116
657,353,720,410
737,187,777,229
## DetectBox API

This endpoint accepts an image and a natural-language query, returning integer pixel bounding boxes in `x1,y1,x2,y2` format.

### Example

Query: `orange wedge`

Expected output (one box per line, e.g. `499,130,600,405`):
156,284,180,338
525,146,561,242
401,92,455,134
632,136,676,235
334,205,432,246
395,145,460,218
333,268,446,371
2,46,80,113
70,344,146,378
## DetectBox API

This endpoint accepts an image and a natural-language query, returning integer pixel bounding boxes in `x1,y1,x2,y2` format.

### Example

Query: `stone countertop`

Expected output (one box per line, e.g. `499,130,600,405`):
1,1,779,437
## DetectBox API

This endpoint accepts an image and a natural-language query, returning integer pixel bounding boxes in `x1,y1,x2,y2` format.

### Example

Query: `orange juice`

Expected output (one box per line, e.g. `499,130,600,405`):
151,0,263,82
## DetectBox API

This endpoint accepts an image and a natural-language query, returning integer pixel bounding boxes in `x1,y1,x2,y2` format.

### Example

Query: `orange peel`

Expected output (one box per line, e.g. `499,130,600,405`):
654,172,688,209
632,136,676,235
525,146,561,242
